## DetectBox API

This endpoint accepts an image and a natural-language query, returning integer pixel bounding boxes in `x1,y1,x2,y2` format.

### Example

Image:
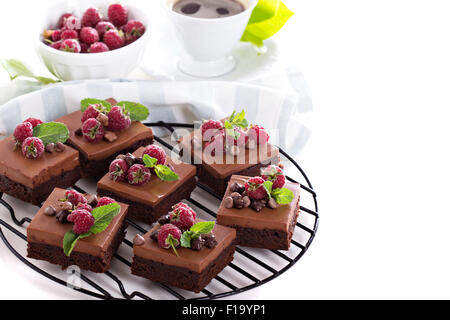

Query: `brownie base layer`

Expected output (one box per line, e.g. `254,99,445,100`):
98,176,197,225
231,207,300,250
0,167,81,206
195,158,280,197
131,241,235,293
70,137,153,180
27,221,127,273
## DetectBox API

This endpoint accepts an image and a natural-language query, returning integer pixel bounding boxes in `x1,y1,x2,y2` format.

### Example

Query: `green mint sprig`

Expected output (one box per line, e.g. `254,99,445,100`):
33,122,69,146
263,181,294,205
224,109,249,140
181,221,215,249
142,154,179,181
0,59,60,85
63,202,121,256
80,98,112,112
80,99,149,122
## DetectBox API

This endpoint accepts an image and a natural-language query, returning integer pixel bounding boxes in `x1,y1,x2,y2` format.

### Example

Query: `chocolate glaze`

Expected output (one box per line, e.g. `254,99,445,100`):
216,175,301,232
97,147,196,207
133,219,236,273
0,136,80,188
27,188,129,257
56,110,154,161
179,130,280,179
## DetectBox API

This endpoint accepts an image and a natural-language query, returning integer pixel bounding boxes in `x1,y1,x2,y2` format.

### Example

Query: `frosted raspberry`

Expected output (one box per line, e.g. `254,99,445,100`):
52,29,62,42
157,224,181,250
64,16,81,30
21,137,45,159
142,145,166,165
65,190,87,206
82,118,104,143
80,27,99,45
169,206,195,231
89,42,109,53
108,3,128,27
109,159,129,182
80,42,89,53
57,13,73,29
97,197,117,207
67,209,95,235
61,29,78,40
261,165,286,189
225,127,247,147
123,20,145,44
172,202,197,220
50,41,63,50
107,106,131,131
59,39,81,53
82,8,102,27
103,29,125,50
245,177,268,200
81,104,104,122
23,118,43,129
96,21,115,38
247,125,270,146
13,122,33,143
75,203,93,212
201,120,223,141
127,164,151,186
204,132,225,156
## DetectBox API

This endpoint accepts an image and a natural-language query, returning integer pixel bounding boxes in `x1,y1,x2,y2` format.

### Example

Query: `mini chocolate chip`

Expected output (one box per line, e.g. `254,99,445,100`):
203,234,218,249
278,163,285,169
242,196,251,208
56,211,70,223
230,182,245,194
134,157,144,165
84,194,98,207
133,234,145,246
230,192,242,201
75,128,83,136
157,215,171,225
116,154,126,160
150,230,159,242
234,198,244,209
125,153,136,166
268,198,278,209
44,206,56,216
191,237,204,251
96,113,109,127
103,131,118,143
55,142,65,152
250,199,267,212
59,201,73,211
45,143,56,153
223,196,234,209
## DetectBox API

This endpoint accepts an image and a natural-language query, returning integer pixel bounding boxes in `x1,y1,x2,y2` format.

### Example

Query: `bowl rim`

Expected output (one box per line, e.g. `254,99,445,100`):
35,2,150,60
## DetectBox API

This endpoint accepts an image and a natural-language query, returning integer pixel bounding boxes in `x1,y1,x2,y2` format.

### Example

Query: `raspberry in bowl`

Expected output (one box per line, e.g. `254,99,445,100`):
36,0,150,80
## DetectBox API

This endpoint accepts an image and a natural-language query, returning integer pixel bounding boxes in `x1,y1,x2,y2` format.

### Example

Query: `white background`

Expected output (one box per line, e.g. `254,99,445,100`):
1,0,450,300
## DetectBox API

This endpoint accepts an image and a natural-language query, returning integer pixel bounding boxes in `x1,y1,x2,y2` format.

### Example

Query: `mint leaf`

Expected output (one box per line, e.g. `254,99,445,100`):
90,203,121,234
0,59,60,84
263,181,273,200
81,98,112,112
191,221,215,235
116,101,149,122
155,165,179,181
272,187,294,205
142,154,158,168
227,109,249,129
180,231,194,248
63,230,92,256
33,122,69,146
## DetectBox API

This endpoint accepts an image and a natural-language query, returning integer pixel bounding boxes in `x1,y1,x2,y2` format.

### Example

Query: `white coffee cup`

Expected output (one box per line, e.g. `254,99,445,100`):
165,0,258,78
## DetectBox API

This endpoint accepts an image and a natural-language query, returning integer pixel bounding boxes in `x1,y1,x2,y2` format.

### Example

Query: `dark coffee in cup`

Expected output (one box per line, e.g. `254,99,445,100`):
173,0,245,19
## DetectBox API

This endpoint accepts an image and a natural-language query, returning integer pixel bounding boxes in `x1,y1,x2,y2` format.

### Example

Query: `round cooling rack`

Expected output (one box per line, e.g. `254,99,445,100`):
0,122,319,300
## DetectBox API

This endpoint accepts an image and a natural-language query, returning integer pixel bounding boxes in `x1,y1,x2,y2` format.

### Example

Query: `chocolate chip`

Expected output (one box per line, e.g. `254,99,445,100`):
45,143,56,153
230,192,241,200
55,142,65,152
75,128,83,136
181,2,200,14
103,131,118,143
191,237,204,251
44,206,56,216
134,157,144,165
234,198,244,209
223,196,234,209
150,230,159,242
157,215,171,225
124,153,136,166
96,113,109,127
250,199,267,212
216,7,229,15
278,163,285,169
133,234,145,246
230,182,245,194
116,154,126,160
203,234,218,249
56,210,70,223
268,198,278,209
242,196,251,208
58,201,73,211
84,194,98,207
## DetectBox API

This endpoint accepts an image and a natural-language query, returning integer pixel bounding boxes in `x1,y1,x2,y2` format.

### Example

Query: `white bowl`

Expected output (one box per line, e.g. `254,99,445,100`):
35,0,150,81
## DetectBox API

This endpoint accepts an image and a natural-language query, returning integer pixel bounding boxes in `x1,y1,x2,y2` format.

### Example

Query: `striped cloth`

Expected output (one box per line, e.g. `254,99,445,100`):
0,71,312,155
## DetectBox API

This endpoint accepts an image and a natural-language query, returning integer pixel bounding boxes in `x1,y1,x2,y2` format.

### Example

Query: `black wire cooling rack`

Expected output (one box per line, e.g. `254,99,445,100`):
0,121,319,300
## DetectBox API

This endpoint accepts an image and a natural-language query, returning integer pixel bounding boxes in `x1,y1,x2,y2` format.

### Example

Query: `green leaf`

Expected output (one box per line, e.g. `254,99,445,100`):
63,230,92,256
80,98,111,112
116,101,149,122
90,203,121,234
167,234,179,256
155,165,179,181
180,231,194,248
33,122,69,146
263,181,273,200
142,154,158,168
272,187,294,205
0,59,60,84
241,0,294,47
190,221,215,235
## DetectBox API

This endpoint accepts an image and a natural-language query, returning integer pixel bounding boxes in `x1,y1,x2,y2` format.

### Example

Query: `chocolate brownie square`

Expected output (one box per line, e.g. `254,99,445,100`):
0,136,81,205
131,220,236,293
216,175,301,250
27,188,129,273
